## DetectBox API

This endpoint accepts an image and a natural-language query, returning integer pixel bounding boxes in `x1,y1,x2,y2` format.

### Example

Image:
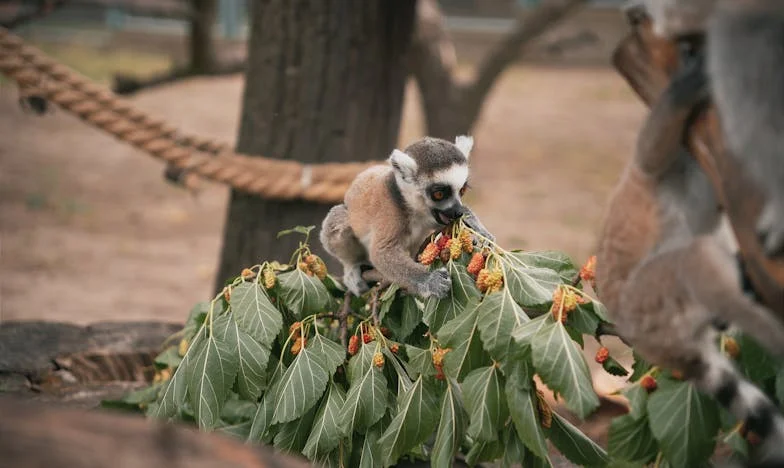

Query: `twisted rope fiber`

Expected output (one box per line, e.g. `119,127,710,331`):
0,27,380,203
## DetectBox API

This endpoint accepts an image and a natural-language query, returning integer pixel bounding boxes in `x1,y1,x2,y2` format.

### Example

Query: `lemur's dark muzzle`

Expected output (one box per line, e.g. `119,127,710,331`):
432,204,465,225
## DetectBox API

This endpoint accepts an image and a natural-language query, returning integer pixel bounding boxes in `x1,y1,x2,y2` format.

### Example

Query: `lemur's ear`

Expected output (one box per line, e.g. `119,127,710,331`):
454,135,474,159
389,149,418,183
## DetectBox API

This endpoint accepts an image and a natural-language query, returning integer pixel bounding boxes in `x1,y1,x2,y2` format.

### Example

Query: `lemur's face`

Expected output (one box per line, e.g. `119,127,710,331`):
422,165,470,226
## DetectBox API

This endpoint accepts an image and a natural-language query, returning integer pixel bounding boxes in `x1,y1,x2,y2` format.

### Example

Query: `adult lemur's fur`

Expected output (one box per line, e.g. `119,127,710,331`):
320,136,493,299
596,41,784,466
638,0,784,257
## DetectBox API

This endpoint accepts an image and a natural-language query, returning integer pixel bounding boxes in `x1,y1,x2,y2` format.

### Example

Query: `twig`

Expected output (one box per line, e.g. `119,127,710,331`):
338,292,352,348
596,322,630,346
369,291,380,328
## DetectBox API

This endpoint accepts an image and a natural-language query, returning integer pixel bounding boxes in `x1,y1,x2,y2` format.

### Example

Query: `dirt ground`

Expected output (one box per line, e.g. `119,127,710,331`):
0,50,646,399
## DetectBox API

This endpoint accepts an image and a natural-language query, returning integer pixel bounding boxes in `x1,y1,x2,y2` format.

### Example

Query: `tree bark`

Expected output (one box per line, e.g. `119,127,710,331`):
214,0,416,291
189,0,217,74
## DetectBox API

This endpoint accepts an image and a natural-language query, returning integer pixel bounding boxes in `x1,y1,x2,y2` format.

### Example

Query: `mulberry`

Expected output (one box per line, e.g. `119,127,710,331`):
223,287,231,302
390,343,399,354
291,337,306,355
580,255,597,290
305,254,327,280
476,268,491,292
440,247,451,264
595,346,609,364
178,339,189,357
551,286,578,322
362,333,373,344
459,230,474,253
419,242,439,265
436,234,451,250
298,261,312,276
241,268,255,279
263,267,277,289
536,390,553,429
373,352,385,368
348,335,360,356
486,269,504,293
432,347,450,367
640,375,657,392
449,237,462,260
289,322,301,337
466,253,484,276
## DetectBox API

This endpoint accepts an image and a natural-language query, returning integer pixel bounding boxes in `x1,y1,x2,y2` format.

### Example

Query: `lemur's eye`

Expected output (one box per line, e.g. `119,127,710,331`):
459,185,467,196
431,191,445,201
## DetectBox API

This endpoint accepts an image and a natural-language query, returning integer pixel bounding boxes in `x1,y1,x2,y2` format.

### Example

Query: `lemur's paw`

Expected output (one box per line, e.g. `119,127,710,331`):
756,202,784,258
420,268,452,299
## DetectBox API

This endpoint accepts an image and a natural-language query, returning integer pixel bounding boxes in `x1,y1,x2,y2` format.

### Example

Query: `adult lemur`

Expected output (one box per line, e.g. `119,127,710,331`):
596,35,784,465
320,136,494,299
639,0,784,257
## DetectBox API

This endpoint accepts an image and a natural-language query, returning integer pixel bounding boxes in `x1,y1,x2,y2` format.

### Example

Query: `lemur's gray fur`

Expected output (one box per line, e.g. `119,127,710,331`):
637,0,784,257
597,31,784,466
320,136,494,299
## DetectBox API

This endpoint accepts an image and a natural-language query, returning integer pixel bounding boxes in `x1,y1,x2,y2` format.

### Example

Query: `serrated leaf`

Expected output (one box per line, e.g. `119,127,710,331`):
273,405,318,454
629,351,652,381
431,379,467,468
531,319,599,418
340,366,388,435
187,316,240,430
622,384,648,420
220,398,257,424
608,414,659,464
466,437,504,465
272,346,330,424
738,333,777,382
230,282,282,347
348,342,377,383
502,426,526,468
462,365,508,442
437,297,492,380
278,268,333,318
404,345,435,378
476,288,528,358
227,319,270,401
602,356,629,377
546,412,610,467
423,263,481,333
217,421,251,440
184,302,209,340
153,326,206,419
303,382,346,459
510,314,550,357
154,346,182,369
383,293,421,341
308,333,346,376
378,376,440,466
508,250,579,283
647,380,720,468
502,255,562,309
248,361,286,443
119,382,163,406
358,424,383,468
569,303,600,337
505,379,548,459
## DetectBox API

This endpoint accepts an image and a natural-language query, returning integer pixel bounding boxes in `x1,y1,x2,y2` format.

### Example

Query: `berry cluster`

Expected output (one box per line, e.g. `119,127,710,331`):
579,255,597,290
418,229,476,265
262,266,277,289
550,285,587,322
432,347,451,380
476,268,503,293
298,254,327,280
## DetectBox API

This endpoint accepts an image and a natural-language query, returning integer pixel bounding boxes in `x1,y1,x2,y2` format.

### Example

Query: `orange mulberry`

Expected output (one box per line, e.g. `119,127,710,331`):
476,268,491,292
291,336,306,355
289,322,301,337
348,335,360,356
223,287,231,302
373,352,385,368
390,343,399,354
418,242,439,265
263,267,276,289
298,261,312,275
362,333,373,344
486,269,504,293
459,230,474,253
595,346,610,364
724,336,740,359
449,238,462,260
580,255,597,290
467,252,485,276
241,268,255,279
305,254,327,280
432,347,450,367
551,286,578,322
640,375,657,392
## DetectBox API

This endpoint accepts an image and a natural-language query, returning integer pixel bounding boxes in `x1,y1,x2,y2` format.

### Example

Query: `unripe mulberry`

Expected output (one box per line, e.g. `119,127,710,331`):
459,230,474,253
362,333,373,344
390,343,399,354
298,261,312,276
595,346,609,364
432,347,450,367
289,321,301,337
241,268,255,279
436,234,451,250
551,286,578,322
536,390,553,429
580,255,597,290
223,287,231,302
419,242,439,265
291,337,306,355
348,335,360,356
486,269,504,293
178,339,189,357
262,267,276,289
476,268,491,292
640,375,657,392
724,336,740,359
373,352,385,368
305,254,327,280
467,252,485,276
449,238,462,260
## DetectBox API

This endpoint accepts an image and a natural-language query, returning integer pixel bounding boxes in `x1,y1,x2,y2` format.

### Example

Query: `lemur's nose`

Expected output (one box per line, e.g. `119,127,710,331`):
443,203,465,220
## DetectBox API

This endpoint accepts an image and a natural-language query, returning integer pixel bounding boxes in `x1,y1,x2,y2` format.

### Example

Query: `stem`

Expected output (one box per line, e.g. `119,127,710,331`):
339,292,352,348
369,288,381,327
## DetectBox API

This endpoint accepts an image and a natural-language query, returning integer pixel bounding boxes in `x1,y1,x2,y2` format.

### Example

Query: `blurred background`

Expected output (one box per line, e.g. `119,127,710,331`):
0,0,641,400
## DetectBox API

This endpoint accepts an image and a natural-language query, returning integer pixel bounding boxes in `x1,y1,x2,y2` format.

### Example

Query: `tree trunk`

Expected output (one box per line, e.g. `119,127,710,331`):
189,0,218,74
214,0,417,291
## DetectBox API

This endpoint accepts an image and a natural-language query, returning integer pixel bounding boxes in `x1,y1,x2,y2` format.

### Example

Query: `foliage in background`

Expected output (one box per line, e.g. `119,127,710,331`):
109,224,784,467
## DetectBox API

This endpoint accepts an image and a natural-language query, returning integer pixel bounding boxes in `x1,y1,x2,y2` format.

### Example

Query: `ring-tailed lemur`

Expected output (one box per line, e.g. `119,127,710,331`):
320,136,494,298
635,0,784,257
597,42,784,466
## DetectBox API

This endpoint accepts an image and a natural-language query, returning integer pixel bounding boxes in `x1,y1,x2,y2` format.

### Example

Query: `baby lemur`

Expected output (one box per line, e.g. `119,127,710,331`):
320,136,494,299
638,0,784,257
597,40,784,465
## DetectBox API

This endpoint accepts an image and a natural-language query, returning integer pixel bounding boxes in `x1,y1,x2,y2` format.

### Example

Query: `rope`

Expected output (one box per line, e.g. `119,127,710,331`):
0,27,382,203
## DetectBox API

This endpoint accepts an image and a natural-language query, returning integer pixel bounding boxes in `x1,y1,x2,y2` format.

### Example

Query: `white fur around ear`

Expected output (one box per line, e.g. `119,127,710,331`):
389,149,418,182
454,135,474,159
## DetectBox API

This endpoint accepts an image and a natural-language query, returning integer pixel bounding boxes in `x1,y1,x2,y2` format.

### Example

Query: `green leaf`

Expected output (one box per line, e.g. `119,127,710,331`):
348,342,377,384
154,346,182,370
187,316,240,430
466,437,504,465
462,365,508,442
776,365,784,411
272,345,330,424
357,424,383,468
220,398,257,424
437,297,492,380
602,356,629,377
568,303,600,337
508,250,579,283
340,366,388,435
510,314,550,358
404,345,436,378
531,319,599,418
216,421,252,440
546,412,610,467
629,352,652,381
505,379,548,459
228,319,270,401
277,225,315,238
184,302,209,340
738,333,777,382
153,326,206,419
303,382,346,460
273,405,318,454
723,428,749,459
378,376,440,466
608,414,659,464
382,293,421,342
476,288,528,358
229,282,282,347
308,333,346,376
503,254,563,309
423,263,481,333
622,384,648,420
647,380,720,468
431,379,467,468
278,268,333,318
248,361,286,443
118,383,163,406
